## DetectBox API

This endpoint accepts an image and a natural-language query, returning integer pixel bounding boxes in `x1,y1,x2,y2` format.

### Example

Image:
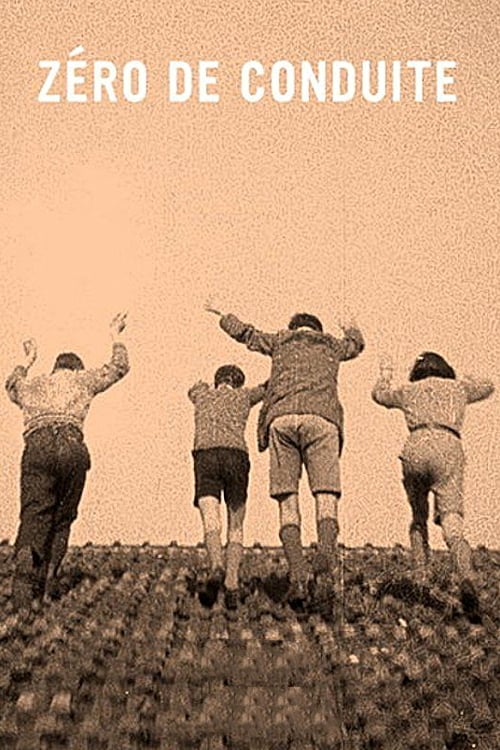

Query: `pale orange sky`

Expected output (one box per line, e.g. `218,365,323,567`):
0,1,498,549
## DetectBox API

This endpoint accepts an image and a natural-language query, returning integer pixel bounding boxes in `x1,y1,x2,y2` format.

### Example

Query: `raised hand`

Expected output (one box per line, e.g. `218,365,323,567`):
22,339,37,368
110,312,128,337
337,308,358,331
379,353,394,374
204,298,223,317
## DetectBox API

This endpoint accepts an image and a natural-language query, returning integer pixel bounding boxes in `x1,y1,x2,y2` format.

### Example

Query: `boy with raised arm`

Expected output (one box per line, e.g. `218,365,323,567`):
372,351,494,618
6,313,129,611
189,365,266,609
206,302,365,605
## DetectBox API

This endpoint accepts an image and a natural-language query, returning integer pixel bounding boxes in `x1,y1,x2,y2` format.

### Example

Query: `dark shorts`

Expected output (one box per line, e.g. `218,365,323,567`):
192,448,250,510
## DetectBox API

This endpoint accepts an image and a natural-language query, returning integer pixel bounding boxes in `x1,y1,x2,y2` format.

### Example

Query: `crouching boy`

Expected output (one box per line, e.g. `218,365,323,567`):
372,351,494,617
188,365,266,609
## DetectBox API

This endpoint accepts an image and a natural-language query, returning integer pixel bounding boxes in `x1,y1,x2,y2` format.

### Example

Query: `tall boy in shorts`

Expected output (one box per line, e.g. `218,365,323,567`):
189,365,266,608
205,302,365,605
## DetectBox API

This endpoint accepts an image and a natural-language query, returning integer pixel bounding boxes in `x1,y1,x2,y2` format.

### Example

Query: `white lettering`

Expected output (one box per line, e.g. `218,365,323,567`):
241,61,264,102
38,61,61,102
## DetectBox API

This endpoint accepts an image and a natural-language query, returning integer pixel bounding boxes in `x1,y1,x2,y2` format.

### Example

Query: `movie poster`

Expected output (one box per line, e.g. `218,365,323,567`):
0,1,498,747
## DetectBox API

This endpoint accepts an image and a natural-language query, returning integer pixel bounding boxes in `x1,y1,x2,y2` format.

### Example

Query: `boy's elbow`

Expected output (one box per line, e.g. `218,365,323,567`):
371,387,390,407
483,382,495,399
115,356,130,380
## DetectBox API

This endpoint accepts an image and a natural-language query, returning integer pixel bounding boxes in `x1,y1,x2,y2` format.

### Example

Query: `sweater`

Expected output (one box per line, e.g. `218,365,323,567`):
188,382,266,452
371,374,494,433
6,342,130,436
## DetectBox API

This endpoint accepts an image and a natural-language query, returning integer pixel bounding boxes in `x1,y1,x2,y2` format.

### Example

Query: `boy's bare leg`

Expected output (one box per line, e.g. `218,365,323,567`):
315,492,340,574
198,496,224,573
225,504,245,591
278,493,308,585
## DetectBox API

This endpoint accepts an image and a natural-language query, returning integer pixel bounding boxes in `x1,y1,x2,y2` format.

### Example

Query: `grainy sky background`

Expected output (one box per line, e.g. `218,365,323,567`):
0,1,498,549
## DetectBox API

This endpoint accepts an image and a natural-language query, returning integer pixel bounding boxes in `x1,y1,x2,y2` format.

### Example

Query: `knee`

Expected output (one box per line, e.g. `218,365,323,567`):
315,492,340,521
198,496,221,533
228,526,243,545
410,519,427,534
277,493,301,528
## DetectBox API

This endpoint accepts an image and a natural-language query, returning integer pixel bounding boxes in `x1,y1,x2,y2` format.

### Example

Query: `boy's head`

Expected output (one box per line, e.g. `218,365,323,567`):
288,312,323,333
409,352,456,382
214,364,245,389
52,352,85,373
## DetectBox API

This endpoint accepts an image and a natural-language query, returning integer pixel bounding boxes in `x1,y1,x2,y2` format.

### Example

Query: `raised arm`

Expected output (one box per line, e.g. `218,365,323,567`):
5,339,37,406
83,313,130,395
371,356,405,409
247,381,268,407
205,301,276,356
188,380,210,403
460,376,495,404
336,315,365,361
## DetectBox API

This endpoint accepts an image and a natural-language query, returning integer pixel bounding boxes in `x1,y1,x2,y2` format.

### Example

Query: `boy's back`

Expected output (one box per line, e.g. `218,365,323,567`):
373,375,494,433
189,382,265,452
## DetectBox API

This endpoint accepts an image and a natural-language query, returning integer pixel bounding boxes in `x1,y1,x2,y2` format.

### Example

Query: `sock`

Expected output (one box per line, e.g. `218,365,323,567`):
205,530,224,571
280,524,307,583
409,524,429,574
225,542,243,590
48,527,71,580
317,517,339,568
449,538,474,581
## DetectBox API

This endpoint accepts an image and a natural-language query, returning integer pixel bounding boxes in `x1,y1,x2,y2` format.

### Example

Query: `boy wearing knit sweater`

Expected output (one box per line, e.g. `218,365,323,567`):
6,313,129,611
188,365,266,609
372,351,494,617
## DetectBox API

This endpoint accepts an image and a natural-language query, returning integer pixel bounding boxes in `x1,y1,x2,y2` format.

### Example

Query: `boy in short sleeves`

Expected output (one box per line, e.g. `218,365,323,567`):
189,365,266,608
372,351,494,616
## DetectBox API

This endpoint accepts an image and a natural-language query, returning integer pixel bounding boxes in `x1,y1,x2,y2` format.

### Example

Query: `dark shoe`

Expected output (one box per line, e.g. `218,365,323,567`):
198,567,225,608
287,577,308,610
313,574,336,620
460,579,481,623
312,551,331,576
224,588,239,611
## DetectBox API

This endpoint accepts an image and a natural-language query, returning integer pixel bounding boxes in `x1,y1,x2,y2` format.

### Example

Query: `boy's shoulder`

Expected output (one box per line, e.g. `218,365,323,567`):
276,329,336,347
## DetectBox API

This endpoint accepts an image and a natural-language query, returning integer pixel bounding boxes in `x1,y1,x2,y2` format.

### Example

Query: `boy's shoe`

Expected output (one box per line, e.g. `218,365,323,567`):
313,573,336,620
460,579,481,623
199,567,225,609
224,588,239,611
287,577,309,610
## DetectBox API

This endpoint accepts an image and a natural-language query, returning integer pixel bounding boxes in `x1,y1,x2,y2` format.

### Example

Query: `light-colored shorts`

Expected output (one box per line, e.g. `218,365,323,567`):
268,414,341,498
400,430,465,525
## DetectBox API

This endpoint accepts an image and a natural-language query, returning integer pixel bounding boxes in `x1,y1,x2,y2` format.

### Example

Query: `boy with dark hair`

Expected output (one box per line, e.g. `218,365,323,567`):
188,365,266,609
6,313,129,611
206,303,365,605
372,351,494,617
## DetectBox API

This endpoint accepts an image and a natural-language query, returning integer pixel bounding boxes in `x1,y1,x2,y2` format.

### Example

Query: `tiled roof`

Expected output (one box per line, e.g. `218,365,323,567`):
0,544,498,749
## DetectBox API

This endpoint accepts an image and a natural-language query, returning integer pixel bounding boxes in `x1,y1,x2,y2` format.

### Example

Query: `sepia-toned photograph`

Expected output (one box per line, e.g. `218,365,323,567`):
0,1,498,748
